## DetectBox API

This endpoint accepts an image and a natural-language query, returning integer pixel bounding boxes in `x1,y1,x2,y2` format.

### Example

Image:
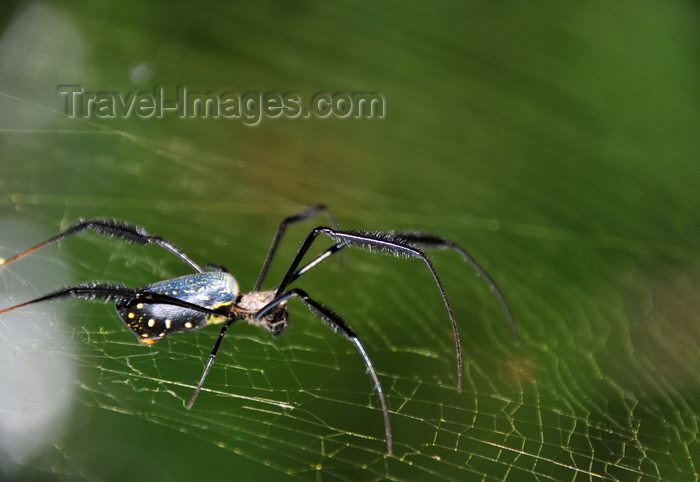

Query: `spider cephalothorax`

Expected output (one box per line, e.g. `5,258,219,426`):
236,290,289,336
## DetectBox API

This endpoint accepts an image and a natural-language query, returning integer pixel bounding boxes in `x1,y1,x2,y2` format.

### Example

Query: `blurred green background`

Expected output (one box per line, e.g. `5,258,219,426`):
1,0,698,480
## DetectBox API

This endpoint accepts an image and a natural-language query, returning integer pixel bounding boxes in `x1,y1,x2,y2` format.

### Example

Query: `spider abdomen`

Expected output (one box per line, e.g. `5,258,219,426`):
115,271,239,344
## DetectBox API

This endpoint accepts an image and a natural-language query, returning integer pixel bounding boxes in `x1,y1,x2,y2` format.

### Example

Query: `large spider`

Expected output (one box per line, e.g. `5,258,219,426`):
0,205,517,455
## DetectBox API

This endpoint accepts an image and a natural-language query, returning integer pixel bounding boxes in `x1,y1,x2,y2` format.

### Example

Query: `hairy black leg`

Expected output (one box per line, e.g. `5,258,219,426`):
255,205,339,290
290,233,518,342
390,231,518,341
0,284,234,318
187,317,238,409
255,288,393,455
275,227,464,392
0,219,203,272
287,243,345,284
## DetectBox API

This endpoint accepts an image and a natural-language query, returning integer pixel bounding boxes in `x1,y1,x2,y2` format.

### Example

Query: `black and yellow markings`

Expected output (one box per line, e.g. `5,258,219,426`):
115,271,239,344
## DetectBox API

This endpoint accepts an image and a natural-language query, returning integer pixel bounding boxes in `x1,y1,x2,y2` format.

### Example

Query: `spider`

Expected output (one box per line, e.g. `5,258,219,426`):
0,205,517,455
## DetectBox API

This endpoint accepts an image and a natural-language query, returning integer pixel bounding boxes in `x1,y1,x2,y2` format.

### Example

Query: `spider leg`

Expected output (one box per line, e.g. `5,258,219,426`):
288,243,345,284
255,288,393,455
186,317,238,409
288,233,517,342
0,283,233,318
275,227,464,392
389,231,517,341
0,219,203,272
254,205,339,291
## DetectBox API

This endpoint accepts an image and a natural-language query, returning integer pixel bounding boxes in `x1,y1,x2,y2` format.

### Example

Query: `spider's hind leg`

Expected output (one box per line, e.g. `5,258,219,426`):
0,219,204,273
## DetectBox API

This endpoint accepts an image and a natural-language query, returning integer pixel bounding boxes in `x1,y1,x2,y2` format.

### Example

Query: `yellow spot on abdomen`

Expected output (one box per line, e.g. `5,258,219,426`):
184,321,193,329
148,319,155,327
205,300,233,326
136,303,144,309
128,312,136,319
206,315,226,325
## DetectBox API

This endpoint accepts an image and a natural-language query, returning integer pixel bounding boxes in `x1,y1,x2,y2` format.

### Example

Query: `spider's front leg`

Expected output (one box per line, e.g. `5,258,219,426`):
276,225,519,394
255,205,339,290
389,231,517,341
275,226,464,393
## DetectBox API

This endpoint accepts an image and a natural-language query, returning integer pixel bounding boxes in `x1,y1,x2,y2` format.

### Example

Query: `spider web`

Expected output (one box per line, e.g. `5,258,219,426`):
1,2,699,479
1,126,697,480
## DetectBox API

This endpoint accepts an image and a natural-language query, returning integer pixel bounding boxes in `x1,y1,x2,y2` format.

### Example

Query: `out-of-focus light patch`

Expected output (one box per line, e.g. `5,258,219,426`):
501,354,536,386
129,61,154,86
0,219,76,472
0,4,84,128
627,269,700,390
